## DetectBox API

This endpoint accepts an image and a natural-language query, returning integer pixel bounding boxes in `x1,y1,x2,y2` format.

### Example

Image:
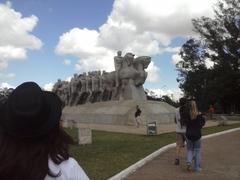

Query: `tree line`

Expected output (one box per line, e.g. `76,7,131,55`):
176,0,240,113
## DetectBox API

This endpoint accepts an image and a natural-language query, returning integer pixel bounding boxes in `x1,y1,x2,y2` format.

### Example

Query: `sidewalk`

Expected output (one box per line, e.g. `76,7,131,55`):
125,130,240,180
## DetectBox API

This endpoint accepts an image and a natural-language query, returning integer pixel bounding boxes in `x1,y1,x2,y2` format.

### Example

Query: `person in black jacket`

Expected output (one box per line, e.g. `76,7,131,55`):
135,105,141,128
185,100,205,172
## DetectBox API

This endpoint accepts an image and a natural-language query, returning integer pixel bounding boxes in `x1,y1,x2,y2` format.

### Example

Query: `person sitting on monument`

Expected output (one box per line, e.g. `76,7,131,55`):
0,82,89,180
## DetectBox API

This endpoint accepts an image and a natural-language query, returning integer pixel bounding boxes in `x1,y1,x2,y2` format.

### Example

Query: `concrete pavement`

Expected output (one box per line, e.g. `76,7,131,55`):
125,129,240,180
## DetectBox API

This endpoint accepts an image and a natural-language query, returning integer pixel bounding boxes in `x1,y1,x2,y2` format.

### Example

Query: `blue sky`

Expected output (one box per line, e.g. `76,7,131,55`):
0,0,217,100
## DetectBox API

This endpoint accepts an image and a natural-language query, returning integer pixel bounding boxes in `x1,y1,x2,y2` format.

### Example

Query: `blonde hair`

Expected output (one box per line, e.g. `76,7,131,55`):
189,100,199,120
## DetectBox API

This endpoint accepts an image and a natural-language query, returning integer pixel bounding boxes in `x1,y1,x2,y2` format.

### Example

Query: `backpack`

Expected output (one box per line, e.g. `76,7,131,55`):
197,114,206,128
179,105,189,127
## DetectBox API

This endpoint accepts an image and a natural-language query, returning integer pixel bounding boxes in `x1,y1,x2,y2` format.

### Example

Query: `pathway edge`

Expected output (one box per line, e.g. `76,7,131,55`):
108,127,240,180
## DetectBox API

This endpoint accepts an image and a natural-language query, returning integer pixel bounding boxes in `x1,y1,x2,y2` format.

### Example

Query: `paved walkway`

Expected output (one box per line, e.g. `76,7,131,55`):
125,130,240,180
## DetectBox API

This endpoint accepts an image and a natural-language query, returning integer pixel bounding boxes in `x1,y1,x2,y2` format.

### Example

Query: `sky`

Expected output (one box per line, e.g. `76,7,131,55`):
0,0,218,100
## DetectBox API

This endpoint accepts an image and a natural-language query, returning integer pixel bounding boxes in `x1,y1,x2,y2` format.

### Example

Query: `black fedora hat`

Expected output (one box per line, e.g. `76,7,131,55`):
0,82,62,138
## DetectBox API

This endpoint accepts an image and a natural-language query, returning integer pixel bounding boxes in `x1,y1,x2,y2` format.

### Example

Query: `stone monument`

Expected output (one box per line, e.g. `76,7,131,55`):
52,51,151,106
0,88,13,105
55,51,176,134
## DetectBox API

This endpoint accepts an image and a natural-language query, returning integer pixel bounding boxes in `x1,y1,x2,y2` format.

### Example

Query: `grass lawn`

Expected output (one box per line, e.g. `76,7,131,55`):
65,123,240,180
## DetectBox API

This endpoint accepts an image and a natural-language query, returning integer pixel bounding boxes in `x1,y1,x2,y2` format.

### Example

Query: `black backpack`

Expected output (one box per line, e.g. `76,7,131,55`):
179,105,189,127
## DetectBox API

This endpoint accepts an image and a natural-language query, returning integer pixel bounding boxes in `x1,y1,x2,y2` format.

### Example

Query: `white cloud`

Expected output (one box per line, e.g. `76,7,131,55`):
172,52,215,69
171,53,182,65
163,47,181,54
0,82,15,89
146,62,160,83
56,0,217,81
63,59,71,65
205,58,214,69
56,28,108,58
44,77,71,92
56,28,115,72
0,73,15,80
0,2,42,70
43,83,54,91
65,76,72,82
98,0,216,48
150,87,183,101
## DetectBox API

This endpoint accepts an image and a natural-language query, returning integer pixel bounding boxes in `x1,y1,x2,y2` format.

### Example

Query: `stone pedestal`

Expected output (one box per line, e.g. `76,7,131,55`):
120,82,146,101
63,100,176,135
78,128,92,145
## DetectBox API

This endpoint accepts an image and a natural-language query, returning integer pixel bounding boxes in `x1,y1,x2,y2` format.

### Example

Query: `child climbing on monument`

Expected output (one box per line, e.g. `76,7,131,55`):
135,105,142,128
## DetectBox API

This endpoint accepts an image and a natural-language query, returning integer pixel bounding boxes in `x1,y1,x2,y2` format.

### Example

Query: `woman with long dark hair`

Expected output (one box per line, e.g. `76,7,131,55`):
0,82,89,180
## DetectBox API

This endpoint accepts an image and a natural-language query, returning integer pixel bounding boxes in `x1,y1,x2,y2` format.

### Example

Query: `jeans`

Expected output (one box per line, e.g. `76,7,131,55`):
186,139,201,171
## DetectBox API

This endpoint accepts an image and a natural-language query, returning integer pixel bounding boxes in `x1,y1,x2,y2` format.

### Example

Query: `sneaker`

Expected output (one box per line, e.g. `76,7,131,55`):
174,158,180,165
195,168,202,172
186,163,191,171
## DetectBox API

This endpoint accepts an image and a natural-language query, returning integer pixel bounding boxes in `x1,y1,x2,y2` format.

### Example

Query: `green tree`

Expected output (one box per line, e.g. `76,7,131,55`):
177,0,240,113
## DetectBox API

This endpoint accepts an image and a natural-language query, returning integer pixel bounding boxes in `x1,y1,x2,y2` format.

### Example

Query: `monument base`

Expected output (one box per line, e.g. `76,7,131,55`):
62,100,176,134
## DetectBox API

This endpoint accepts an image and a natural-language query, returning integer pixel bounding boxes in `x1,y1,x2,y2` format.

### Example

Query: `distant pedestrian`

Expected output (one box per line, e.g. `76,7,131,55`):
135,105,142,128
208,105,214,119
174,98,187,165
185,100,205,172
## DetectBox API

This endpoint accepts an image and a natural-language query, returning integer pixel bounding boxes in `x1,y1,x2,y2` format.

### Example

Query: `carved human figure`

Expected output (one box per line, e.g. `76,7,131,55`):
52,79,62,93
120,52,139,80
52,79,65,102
114,51,123,87
69,74,81,106
52,80,70,106
101,71,115,101
88,71,102,103
118,52,139,99
91,71,100,92
79,73,87,93
61,81,70,105
78,73,89,104
122,52,134,68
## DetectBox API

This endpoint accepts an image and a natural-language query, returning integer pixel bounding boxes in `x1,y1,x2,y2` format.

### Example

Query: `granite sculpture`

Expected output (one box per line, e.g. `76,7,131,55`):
53,51,151,106
0,88,13,105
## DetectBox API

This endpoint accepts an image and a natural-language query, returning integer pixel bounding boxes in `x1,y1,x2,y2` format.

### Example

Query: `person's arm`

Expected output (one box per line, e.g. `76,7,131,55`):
198,114,205,128
201,116,206,127
175,108,180,124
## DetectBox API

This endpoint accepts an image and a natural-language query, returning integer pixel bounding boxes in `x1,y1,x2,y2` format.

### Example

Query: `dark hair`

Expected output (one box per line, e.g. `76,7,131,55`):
179,97,187,106
0,124,74,180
